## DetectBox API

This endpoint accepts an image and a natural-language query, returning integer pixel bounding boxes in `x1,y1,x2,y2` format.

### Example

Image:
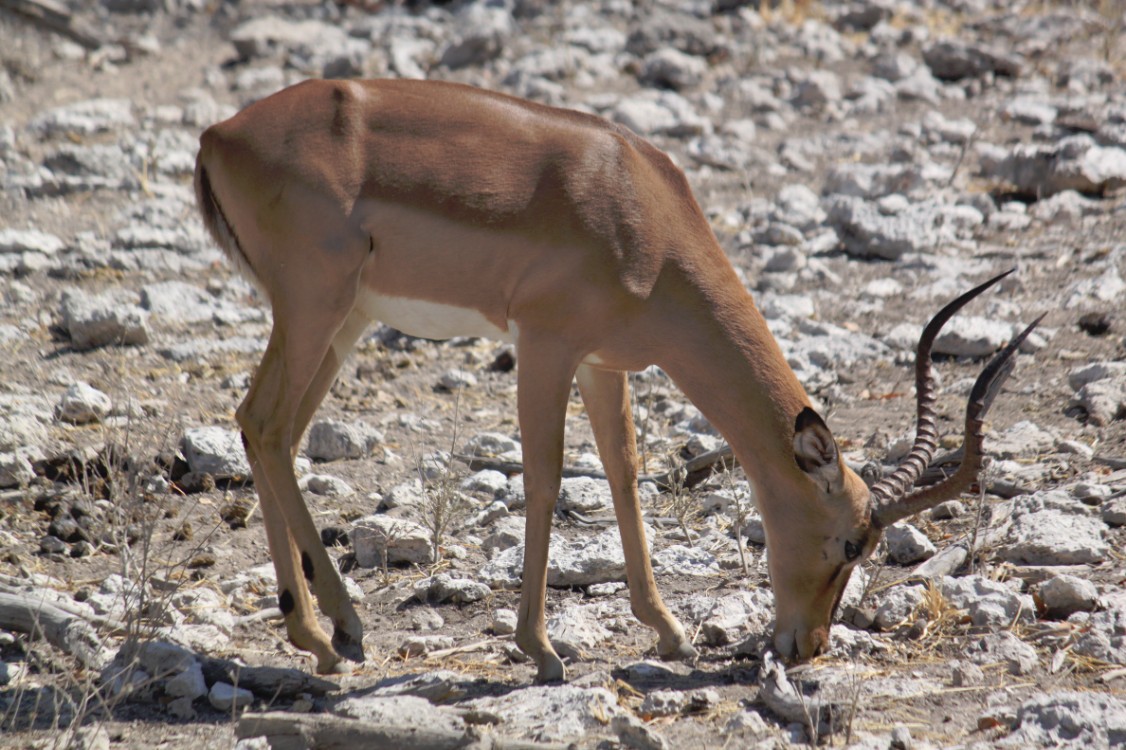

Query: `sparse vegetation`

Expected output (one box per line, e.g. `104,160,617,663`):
660,456,698,546
416,389,473,567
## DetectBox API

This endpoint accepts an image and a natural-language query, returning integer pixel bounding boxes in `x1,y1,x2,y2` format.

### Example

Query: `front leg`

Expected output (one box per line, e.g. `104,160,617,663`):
576,365,695,662
513,332,581,683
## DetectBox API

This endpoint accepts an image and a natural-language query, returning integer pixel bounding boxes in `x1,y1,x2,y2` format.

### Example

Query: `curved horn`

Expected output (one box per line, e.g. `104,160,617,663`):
870,270,1041,528
873,315,1045,527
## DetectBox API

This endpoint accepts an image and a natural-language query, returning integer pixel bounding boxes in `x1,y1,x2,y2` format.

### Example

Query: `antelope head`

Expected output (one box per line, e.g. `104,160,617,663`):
769,270,1042,661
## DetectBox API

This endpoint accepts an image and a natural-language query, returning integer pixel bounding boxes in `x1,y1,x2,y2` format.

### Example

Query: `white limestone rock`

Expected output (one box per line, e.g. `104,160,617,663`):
60,289,150,350
691,590,775,646
941,575,1035,629
988,135,1126,198
871,584,925,630
998,508,1109,565
481,527,638,588
351,514,434,567
610,90,709,138
164,661,207,701
54,382,112,425
180,426,251,480
652,544,720,577
548,603,613,660
298,473,354,497
438,3,513,69
967,631,1039,675
333,695,465,734
1000,691,1126,747
0,228,65,255
824,195,983,259
989,420,1057,459
305,418,383,462
932,316,1014,358
639,47,707,91
482,514,525,556
491,608,517,636
413,573,490,605
461,469,509,498
884,523,936,565
464,686,628,744
558,476,612,514
463,432,522,462
31,98,135,136
1038,574,1099,618
229,17,348,60
209,681,254,711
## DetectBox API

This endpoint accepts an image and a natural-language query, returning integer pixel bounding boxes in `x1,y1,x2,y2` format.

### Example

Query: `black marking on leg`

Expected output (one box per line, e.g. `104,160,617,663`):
301,550,315,582
333,624,365,663
240,431,249,453
278,589,295,616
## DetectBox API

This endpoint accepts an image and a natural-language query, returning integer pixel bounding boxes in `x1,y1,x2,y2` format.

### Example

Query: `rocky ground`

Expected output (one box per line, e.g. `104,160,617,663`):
1,0,1125,747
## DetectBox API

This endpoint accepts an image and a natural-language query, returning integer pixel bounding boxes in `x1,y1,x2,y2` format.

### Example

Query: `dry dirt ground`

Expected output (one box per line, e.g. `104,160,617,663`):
0,1,1125,749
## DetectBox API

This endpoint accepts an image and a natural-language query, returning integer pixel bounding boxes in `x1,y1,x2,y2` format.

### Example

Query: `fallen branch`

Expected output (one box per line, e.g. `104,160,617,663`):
0,591,112,669
1098,667,1126,684
237,711,576,750
0,0,103,49
424,639,498,660
454,453,607,481
234,606,283,626
1094,455,1126,470
0,579,128,634
201,657,340,699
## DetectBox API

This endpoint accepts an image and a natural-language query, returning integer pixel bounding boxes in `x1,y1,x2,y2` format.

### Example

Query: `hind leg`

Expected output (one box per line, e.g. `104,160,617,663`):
246,310,370,671
237,229,372,673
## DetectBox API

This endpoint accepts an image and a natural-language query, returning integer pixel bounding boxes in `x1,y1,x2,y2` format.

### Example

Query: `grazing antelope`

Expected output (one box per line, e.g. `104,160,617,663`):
194,78,1038,680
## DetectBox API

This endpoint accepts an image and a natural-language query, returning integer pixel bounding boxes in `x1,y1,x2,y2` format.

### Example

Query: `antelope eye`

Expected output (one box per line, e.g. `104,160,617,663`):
844,540,861,562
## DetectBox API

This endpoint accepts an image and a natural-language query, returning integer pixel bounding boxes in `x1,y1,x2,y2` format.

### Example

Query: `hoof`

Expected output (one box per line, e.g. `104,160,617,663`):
332,628,366,665
314,652,349,675
658,639,698,663
534,654,567,684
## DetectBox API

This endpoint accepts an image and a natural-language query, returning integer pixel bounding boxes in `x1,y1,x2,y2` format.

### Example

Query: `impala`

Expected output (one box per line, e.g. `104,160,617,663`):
194,78,1038,680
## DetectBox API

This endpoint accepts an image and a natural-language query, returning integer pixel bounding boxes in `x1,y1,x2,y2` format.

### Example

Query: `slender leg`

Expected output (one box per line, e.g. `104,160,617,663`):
238,246,370,674
513,332,580,683
284,311,370,658
576,365,695,661
240,336,346,673
249,454,327,665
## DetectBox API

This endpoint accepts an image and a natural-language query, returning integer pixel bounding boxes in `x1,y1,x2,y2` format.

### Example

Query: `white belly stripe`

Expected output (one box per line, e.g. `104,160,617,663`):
354,289,606,367
355,289,516,344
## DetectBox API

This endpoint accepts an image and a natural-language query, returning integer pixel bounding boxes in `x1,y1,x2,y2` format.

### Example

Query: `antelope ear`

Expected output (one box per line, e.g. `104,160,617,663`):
793,407,843,489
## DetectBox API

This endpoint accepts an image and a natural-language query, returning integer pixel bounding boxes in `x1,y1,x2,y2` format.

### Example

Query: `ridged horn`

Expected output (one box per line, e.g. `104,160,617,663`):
870,270,1042,528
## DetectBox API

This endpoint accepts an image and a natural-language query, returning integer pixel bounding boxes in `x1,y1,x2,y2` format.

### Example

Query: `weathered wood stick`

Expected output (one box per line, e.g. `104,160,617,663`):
200,657,340,699
236,711,577,750
0,591,111,669
0,580,129,634
1094,455,1126,470
0,0,103,49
